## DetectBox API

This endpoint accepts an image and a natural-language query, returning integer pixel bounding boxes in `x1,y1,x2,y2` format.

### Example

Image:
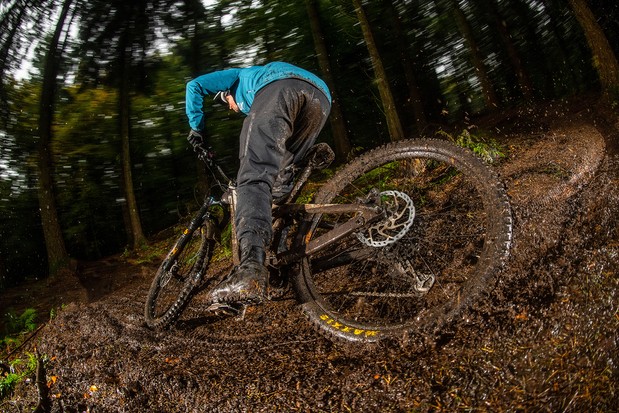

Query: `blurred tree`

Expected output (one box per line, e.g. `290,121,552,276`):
444,0,499,111
53,86,126,259
536,0,592,97
383,0,427,131
400,1,445,123
568,0,619,100
75,0,184,249
352,0,404,141
170,0,239,198
174,0,210,78
37,0,75,277
590,0,619,56
0,0,50,123
498,0,551,99
0,76,48,288
478,0,534,100
0,252,6,284
118,2,146,249
306,0,351,160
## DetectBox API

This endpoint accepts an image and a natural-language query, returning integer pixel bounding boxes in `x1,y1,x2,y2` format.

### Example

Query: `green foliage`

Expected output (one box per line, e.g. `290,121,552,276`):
212,223,233,262
0,370,21,399
51,85,126,259
436,129,506,163
0,309,39,399
122,240,169,265
0,352,37,400
1,308,37,357
3,308,37,337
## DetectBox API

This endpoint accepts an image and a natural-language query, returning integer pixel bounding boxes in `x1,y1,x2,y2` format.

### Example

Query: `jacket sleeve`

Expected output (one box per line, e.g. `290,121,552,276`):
185,69,242,131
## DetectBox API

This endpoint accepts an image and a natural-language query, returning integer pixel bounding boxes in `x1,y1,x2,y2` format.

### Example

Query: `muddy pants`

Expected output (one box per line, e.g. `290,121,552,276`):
235,78,331,251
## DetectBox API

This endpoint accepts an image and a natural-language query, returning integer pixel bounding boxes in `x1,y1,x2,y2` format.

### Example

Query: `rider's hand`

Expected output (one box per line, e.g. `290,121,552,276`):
187,129,205,149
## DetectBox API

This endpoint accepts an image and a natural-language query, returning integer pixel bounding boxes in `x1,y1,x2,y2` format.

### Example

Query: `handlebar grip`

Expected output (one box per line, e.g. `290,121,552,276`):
194,145,215,164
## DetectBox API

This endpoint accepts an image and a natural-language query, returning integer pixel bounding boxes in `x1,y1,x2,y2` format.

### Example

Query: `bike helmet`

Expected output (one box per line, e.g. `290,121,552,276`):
214,90,230,104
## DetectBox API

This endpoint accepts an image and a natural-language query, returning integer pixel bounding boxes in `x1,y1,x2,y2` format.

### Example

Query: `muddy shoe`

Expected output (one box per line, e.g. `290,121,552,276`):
210,247,268,305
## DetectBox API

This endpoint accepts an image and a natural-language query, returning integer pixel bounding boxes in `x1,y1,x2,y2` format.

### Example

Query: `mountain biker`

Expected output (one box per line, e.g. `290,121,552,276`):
185,61,332,306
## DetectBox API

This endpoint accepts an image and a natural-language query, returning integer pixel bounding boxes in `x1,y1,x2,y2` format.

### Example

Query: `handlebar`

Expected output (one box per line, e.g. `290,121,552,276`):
194,144,215,163
193,145,233,187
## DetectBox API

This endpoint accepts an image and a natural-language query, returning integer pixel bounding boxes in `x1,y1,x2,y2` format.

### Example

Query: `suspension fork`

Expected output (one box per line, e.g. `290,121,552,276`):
164,196,217,265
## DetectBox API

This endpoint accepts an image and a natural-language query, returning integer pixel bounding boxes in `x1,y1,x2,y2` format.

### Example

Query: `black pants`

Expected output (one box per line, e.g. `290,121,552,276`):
235,78,331,250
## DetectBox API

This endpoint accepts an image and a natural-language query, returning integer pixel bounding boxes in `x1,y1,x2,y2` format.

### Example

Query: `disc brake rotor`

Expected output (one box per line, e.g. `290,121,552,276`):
356,190,415,247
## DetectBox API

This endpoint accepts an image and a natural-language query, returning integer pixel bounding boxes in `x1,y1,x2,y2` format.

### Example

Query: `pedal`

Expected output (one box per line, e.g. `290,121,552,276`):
206,301,243,316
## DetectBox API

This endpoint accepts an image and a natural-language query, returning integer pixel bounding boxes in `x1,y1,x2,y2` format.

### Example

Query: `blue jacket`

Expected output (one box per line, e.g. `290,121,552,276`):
186,62,331,131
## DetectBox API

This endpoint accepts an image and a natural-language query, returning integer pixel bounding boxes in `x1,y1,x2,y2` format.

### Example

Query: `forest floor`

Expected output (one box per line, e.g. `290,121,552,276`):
1,96,618,412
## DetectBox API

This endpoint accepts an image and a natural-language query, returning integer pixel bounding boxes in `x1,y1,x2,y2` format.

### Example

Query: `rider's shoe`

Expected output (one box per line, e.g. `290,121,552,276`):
210,246,269,305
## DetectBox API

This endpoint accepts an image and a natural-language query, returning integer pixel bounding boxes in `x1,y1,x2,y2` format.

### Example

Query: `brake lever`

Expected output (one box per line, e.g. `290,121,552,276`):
195,145,215,165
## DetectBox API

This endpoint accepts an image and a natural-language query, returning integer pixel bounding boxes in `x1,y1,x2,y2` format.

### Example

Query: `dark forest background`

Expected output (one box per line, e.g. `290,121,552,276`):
0,0,618,289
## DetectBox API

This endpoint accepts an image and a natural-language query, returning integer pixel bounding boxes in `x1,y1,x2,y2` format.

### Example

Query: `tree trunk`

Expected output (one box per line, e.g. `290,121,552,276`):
305,0,352,160
352,0,404,142
37,0,72,276
538,0,579,95
568,0,619,99
448,0,500,110
119,38,146,249
185,5,210,197
485,0,534,99
384,0,427,130
0,253,7,288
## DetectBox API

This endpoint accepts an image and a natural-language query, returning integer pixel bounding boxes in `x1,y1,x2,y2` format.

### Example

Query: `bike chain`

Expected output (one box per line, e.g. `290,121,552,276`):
349,290,420,298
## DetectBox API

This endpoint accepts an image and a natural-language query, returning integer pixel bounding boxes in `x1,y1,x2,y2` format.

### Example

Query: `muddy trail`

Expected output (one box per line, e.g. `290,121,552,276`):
2,101,618,412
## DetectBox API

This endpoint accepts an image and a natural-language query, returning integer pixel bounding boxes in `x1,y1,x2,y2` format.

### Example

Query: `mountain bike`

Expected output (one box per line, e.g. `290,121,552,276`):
144,139,512,343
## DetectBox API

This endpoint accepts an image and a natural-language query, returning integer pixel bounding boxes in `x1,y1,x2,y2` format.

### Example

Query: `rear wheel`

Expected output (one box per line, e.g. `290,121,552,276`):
292,139,512,343
144,221,216,329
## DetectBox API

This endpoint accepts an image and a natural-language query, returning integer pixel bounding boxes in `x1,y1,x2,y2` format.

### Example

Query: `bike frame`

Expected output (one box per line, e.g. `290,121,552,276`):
272,202,383,266
192,149,385,270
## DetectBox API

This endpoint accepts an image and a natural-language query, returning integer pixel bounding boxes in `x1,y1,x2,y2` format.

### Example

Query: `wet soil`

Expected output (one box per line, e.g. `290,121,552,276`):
1,98,618,412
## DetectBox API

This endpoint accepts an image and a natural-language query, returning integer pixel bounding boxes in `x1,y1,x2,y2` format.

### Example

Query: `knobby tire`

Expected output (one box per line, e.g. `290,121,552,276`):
144,223,215,329
292,139,513,343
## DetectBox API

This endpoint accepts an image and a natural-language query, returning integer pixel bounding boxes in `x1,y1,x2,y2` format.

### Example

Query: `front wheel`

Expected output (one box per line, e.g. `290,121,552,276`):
292,139,512,343
144,220,216,329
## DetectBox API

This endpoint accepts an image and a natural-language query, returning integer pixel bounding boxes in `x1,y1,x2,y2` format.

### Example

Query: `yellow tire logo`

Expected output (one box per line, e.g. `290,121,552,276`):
319,314,378,337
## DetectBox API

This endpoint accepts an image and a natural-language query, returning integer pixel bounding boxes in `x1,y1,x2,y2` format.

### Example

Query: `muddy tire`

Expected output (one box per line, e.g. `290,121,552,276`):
292,139,512,343
144,224,215,329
